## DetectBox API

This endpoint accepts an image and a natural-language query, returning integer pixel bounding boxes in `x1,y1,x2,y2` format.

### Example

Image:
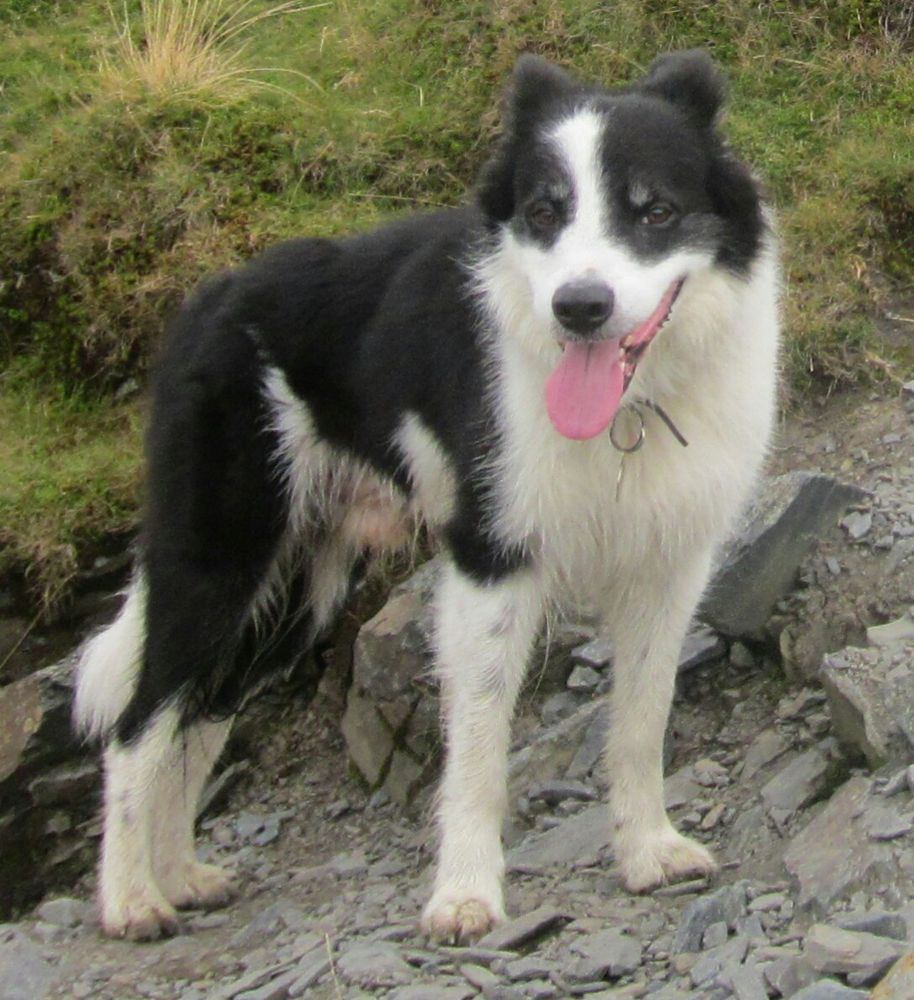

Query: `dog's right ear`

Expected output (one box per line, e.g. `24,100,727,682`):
478,55,576,225
503,54,577,131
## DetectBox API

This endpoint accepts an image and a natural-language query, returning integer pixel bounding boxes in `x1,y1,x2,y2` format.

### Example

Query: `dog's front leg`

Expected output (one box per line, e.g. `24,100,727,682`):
605,547,718,893
422,563,543,943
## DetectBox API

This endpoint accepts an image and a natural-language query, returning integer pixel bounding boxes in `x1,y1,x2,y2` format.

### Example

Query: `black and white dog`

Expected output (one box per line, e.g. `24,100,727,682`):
74,51,779,942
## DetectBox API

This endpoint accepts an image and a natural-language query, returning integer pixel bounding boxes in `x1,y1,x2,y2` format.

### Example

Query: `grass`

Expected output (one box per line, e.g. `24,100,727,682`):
0,388,143,608
0,0,912,606
100,0,328,104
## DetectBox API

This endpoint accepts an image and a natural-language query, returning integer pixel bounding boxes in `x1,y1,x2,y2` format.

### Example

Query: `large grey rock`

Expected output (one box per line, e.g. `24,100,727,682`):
820,644,914,767
804,923,906,984
785,777,894,912
0,654,99,917
701,472,866,639
341,559,442,800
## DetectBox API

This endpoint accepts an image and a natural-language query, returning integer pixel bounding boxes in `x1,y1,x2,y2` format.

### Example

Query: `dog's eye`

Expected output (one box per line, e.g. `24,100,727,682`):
641,203,676,227
526,202,560,231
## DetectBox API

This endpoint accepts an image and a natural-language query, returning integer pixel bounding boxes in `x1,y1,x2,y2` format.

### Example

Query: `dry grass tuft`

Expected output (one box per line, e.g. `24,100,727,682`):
101,0,327,104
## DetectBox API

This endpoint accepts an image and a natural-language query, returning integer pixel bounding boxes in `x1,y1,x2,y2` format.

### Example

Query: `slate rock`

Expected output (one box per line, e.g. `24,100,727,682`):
504,956,557,981
572,636,614,669
835,909,908,941
764,954,818,997
528,779,595,806
867,613,914,647
790,982,870,1000
341,681,398,788
0,931,57,1000
820,644,914,767
287,950,333,996
567,665,601,692
785,777,894,912
342,559,442,791
871,950,914,999
34,896,91,928
678,627,726,671
507,804,608,871
722,962,768,1000
540,691,584,726
664,767,703,810
689,933,749,987
0,654,97,916
564,704,610,782
336,941,412,988
805,923,906,984
476,907,570,951
701,471,866,639
383,748,427,806
508,701,602,798
567,928,643,981
672,884,747,954
389,986,476,1000
460,963,500,990
741,729,789,780
760,747,830,828
863,802,914,841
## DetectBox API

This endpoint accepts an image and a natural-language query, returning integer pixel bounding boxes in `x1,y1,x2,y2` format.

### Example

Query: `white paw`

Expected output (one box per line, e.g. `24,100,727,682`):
100,890,180,941
421,887,506,944
164,861,236,910
617,826,717,893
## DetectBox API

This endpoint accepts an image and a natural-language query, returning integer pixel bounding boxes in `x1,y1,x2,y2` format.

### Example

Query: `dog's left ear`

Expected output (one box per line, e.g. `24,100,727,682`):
639,49,726,128
477,55,578,225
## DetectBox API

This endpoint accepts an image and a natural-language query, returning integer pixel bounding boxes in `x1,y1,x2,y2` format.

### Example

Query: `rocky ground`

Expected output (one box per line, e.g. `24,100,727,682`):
5,387,914,999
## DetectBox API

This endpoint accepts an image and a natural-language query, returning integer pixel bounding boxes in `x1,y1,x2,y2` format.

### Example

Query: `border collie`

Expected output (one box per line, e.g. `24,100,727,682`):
74,50,779,942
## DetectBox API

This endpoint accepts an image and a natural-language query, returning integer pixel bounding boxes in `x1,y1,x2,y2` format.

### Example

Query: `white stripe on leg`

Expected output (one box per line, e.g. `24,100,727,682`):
152,717,235,910
422,564,544,943
604,550,717,892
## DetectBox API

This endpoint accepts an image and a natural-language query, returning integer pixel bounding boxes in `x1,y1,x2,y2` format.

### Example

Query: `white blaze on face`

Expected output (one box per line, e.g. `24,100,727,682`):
547,110,610,288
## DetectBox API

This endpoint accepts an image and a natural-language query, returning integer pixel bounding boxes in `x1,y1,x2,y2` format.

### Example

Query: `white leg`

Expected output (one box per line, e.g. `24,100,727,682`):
99,707,182,939
422,565,544,943
605,548,717,892
152,717,235,910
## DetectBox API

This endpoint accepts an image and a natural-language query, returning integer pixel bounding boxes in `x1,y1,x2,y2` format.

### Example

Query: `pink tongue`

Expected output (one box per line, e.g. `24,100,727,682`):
545,339,624,440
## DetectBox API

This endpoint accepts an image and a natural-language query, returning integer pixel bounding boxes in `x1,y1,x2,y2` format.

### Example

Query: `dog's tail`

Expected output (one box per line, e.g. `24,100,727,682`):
72,575,145,742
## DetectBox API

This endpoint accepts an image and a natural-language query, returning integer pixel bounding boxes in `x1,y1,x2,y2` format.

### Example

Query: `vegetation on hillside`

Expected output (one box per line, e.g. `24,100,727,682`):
0,0,912,606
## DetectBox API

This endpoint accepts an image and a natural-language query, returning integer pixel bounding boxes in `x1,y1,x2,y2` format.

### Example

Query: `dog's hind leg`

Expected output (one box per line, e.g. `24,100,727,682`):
151,717,234,912
603,546,718,893
422,564,544,944
98,707,185,939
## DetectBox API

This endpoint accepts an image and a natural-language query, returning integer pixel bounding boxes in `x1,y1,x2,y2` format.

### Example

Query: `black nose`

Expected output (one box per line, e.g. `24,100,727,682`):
551,279,614,334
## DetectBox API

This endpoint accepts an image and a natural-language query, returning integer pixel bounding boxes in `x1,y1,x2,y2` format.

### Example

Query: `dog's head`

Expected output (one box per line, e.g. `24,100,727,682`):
475,51,764,440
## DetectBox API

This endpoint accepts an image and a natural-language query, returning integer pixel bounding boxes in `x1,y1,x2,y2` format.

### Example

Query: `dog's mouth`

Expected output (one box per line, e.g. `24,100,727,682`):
545,279,683,441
